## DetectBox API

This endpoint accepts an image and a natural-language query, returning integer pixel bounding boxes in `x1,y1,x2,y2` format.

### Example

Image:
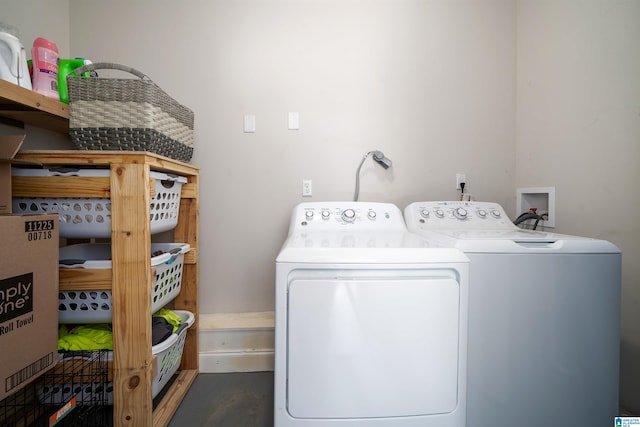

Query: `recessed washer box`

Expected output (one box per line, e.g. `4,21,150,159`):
516,186,555,228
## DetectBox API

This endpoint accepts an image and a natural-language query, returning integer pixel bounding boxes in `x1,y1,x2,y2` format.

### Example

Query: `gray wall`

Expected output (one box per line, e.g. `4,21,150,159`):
67,0,517,314
3,0,639,413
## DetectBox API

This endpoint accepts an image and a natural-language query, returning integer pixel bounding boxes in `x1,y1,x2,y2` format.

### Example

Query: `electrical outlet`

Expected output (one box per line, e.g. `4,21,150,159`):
302,180,312,197
456,173,466,190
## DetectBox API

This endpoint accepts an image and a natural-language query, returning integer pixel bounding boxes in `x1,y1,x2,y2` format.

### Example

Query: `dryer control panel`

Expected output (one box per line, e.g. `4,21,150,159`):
404,201,517,230
288,202,407,234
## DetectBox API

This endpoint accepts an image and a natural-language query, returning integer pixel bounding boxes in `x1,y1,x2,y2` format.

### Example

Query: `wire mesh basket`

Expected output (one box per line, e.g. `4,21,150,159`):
0,350,110,427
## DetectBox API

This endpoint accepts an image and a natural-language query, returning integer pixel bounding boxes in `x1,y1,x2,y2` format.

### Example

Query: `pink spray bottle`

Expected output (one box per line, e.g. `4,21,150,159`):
31,37,59,100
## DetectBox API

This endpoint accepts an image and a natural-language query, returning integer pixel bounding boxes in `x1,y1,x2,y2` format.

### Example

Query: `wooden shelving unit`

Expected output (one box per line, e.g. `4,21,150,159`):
2,83,199,427
0,79,69,133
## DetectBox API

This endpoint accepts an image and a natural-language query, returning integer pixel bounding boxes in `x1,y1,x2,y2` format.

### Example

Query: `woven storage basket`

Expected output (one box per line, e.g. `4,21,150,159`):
67,62,194,162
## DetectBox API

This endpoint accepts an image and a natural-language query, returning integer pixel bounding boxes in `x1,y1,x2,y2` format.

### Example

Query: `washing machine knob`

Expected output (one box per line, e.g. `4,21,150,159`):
490,210,501,218
477,209,487,218
420,209,430,218
454,207,468,220
321,210,330,220
305,210,314,220
341,209,356,223
367,210,377,220
435,209,445,218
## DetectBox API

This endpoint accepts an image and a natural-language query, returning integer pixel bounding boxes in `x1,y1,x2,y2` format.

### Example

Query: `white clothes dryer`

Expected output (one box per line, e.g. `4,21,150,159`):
275,202,469,427
404,201,621,427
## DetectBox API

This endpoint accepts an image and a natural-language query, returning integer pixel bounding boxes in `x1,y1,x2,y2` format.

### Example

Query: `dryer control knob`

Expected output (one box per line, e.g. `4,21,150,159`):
490,210,501,218
420,209,430,218
454,207,468,220
435,209,445,218
341,209,356,223
321,210,330,220
367,210,377,220
305,210,314,220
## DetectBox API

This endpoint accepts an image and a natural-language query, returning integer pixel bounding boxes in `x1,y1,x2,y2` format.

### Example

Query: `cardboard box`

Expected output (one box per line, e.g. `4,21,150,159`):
0,213,59,401
0,135,35,215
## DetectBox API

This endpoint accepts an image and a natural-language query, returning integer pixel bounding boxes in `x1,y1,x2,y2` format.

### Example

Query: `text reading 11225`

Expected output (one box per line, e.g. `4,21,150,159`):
24,219,55,241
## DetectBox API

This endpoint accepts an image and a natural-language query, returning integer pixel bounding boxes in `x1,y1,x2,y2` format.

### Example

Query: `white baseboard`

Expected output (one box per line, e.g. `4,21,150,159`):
199,350,274,373
198,311,274,373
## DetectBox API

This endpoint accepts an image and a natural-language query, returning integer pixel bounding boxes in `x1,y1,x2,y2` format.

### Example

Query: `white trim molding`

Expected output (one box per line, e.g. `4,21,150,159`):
199,311,275,373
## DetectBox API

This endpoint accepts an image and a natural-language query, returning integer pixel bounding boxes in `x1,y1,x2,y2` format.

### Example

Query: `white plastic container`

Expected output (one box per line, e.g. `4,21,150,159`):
12,167,188,238
0,26,32,89
37,310,195,405
57,242,190,323
31,37,59,99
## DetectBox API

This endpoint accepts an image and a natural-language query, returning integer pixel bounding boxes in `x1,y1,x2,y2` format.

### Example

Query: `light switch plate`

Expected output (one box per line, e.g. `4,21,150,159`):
288,112,299,130
244,114,256,133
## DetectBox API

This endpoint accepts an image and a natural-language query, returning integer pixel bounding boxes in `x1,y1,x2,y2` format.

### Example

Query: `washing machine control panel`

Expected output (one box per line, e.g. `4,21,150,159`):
405,201,517,230
290,202,407,232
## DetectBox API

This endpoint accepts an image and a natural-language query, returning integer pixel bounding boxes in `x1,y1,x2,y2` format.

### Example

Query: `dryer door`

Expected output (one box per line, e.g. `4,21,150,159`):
287,271,461,419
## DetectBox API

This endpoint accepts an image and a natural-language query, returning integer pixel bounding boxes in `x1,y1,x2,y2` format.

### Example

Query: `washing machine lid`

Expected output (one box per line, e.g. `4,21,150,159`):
276,231,469,263
404,201,620,254
414,229,620,254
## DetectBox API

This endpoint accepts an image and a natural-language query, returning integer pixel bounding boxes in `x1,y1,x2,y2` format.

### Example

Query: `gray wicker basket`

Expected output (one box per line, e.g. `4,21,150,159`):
67,63,194,162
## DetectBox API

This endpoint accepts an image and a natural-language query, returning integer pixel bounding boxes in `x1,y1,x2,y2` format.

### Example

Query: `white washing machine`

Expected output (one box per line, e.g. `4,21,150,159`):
274,202,469,427
404,201,621,427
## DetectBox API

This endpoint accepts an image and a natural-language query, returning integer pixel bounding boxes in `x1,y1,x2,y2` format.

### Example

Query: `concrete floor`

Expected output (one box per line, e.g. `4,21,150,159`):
168,372,274,427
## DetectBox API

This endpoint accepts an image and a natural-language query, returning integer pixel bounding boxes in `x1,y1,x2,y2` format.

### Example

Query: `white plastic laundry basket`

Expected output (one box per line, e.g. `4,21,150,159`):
12,167,187,238
58,243,190,323
37,310,195,405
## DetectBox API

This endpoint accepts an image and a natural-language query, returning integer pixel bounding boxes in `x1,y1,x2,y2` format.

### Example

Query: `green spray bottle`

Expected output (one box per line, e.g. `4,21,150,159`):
58,58,92,104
